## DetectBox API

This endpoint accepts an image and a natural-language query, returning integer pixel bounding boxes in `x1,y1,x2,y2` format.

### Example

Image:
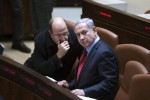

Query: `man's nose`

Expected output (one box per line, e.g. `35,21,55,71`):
79,34,84,39
60,36,67,42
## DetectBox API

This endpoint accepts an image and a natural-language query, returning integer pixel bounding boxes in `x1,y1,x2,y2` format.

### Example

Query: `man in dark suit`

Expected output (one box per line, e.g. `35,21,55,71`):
58,18,119,100
0,43,4,55
24,17,83,81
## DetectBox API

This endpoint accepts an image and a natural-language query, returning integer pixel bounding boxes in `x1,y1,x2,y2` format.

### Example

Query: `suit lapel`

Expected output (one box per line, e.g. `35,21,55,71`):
76,40,102,84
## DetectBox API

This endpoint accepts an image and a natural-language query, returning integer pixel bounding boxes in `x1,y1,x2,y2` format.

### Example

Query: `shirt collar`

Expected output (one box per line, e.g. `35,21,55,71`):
86,36,100,54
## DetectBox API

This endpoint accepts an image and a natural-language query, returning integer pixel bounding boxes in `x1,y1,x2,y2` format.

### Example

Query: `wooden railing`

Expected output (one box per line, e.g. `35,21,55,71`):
0,55,81,100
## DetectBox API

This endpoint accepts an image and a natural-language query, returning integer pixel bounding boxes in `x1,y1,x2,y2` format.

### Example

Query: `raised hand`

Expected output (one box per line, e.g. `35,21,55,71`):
56,41,70,59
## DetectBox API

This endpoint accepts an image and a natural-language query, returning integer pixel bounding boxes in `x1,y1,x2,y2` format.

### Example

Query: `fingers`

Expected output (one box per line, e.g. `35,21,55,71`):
57,41,70,59
57,80,69,88
71,89,80,95
71,89,85,96
57,81,63,86
61,41,70,50
58,39,60,45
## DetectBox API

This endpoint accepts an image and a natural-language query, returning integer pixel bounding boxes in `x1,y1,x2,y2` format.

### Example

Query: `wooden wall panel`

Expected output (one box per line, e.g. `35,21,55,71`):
82,0,150,50
2,0,33,36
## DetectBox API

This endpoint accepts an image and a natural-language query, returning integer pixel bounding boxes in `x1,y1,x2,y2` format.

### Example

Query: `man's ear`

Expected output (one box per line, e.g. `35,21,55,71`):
93,26,97,33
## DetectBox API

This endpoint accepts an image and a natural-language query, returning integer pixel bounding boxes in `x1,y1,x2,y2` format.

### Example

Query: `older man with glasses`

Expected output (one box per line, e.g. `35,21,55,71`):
24,17,83,81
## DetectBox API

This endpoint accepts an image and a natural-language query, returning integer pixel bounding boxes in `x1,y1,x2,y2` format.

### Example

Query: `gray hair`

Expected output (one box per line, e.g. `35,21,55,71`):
74,18,94,29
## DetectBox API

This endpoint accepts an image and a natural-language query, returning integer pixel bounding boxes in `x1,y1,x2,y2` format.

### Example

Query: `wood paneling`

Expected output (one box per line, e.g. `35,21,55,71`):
2,0,33,36
82,0,150,50
0,55,81,100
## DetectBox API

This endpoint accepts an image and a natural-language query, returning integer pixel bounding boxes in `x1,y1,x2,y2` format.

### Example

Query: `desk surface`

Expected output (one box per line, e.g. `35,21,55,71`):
92,0,126,4
137,14,150,19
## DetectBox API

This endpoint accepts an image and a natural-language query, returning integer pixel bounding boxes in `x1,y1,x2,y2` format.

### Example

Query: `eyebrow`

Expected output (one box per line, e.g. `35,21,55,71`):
76,30,88,34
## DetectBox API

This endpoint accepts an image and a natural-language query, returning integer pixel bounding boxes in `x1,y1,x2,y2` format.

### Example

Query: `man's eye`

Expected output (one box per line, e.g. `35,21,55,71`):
76,30,88,37
81,31,87,35
76,33,80,37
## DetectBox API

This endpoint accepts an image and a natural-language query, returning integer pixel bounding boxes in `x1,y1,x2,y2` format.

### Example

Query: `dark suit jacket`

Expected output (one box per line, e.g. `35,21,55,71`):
69,40,119,100
24,29,83,81
0,44,4,54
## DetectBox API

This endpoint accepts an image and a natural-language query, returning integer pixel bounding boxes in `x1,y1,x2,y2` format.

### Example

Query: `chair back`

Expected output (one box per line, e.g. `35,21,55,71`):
115,44,150,75
129,74,150,100
96,27,118,49
66,20,74,29
115,61,148,100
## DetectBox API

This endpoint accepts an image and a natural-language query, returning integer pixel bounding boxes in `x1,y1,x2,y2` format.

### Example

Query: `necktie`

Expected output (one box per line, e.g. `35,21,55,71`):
77,49,87,80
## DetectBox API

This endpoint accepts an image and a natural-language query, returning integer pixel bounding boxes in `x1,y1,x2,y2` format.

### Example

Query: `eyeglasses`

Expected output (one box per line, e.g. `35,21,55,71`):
53,31,69,38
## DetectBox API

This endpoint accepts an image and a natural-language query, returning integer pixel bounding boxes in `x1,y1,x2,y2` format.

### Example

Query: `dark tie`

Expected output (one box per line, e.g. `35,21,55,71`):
77,49,87,80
